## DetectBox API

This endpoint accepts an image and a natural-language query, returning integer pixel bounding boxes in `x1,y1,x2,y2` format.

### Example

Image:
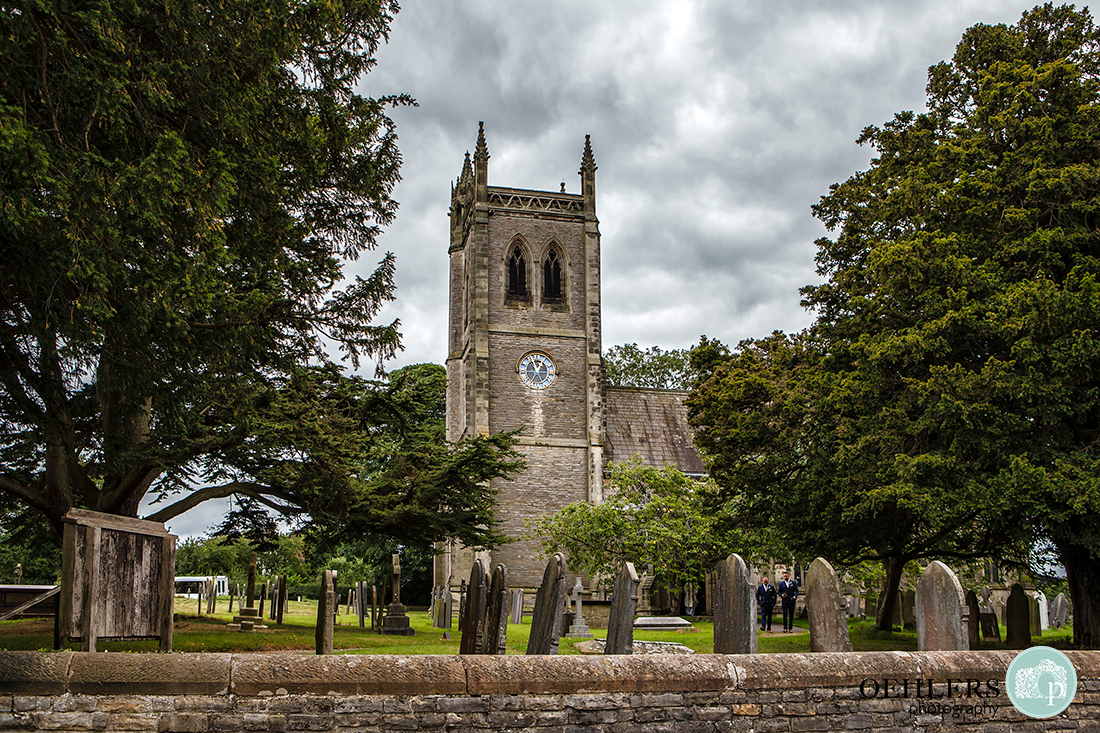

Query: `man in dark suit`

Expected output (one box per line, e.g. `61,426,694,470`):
756,576,777,632
778,570,799,632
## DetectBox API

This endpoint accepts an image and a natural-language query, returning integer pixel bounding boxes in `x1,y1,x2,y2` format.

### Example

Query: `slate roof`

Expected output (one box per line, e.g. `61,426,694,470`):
604,387,705,474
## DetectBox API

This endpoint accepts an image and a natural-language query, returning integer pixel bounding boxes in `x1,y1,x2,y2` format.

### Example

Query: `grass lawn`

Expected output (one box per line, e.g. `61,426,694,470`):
0,599,1076,654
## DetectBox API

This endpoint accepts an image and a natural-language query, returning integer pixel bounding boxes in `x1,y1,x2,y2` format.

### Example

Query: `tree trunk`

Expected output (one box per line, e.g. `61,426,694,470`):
1059,539,1099,648
875,556,905,631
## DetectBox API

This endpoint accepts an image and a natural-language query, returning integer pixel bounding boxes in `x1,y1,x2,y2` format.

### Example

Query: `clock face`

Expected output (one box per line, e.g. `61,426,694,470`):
519,352,556,389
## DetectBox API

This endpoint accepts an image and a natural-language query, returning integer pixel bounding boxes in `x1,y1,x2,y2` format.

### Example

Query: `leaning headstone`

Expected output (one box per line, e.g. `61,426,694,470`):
526,553,566,655
315,570,335,655
483,564,509,655
1005,583,1031,648
965,590,982,648
566,577,593,638
915,561,968,651
806,558,853,652
460,559,488,654
605,562,640,655
510,589,524,624
980,611,1001,642
1053,593,1068,628
713,553,756,654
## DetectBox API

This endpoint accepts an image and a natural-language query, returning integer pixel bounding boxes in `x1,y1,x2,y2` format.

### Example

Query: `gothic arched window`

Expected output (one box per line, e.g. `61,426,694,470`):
543,247,563,301
507,245,528,300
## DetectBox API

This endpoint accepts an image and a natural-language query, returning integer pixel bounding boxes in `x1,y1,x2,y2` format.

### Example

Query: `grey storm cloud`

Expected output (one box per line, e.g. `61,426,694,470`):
372,1,1044,363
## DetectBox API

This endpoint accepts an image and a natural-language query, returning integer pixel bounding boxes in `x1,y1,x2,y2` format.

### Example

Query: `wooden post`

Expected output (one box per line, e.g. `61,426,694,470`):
80,526,101,652
159,535,175,653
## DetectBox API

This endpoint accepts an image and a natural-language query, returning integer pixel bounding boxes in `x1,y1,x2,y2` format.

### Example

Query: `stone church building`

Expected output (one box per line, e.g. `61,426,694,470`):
435,124,703,590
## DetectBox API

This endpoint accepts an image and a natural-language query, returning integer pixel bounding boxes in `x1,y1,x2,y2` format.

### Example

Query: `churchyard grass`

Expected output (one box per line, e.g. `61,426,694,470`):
0,602,1076,653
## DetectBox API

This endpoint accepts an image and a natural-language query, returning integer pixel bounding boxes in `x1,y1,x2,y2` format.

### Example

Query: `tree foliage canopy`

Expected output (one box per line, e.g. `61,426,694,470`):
526,459,745,591
689,4,1100,641
603,343,694,390
0,1,519,551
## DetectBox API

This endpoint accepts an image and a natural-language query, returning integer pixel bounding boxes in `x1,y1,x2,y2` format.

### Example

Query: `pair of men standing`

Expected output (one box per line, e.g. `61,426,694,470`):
757,571,799,632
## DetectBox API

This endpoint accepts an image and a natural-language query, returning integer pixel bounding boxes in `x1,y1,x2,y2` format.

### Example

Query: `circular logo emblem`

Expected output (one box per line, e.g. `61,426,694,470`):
1006,646,1077,718
518,352,556,389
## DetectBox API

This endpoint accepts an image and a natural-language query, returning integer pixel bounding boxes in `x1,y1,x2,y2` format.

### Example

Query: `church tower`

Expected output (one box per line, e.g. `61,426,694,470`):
439,123,606,589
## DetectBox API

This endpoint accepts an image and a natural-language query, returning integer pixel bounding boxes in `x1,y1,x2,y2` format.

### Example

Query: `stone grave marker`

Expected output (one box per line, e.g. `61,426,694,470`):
901,589,916,630
847,595,861,618
892,590,904,628
713,553,756,654
1005,583,1031,648
13,564,21,585
979,612,1001,642
1034,590,1048,631
605,562,639,655
1053,593,1068,628
315,570,335,654
636,573,654,614
460,558,488,654
566,577,593,638
965,590,982,648
510,588,524,624
484,564,509,655
915,560,968,651
1028,592,1041,637
526,553,566,655
381,553,415,636
228,553,266,631
806,558,853,652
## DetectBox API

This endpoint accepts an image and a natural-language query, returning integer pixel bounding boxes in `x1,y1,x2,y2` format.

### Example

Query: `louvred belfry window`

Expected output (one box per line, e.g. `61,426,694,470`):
543,248,562,301
508,247,527,299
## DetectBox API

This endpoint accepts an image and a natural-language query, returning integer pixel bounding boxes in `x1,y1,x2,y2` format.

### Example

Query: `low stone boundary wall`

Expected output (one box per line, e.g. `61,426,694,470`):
2,650,1099,731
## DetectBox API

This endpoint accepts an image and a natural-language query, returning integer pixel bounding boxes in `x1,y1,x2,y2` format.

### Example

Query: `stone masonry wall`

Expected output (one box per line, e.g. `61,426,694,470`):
3,651,1099,732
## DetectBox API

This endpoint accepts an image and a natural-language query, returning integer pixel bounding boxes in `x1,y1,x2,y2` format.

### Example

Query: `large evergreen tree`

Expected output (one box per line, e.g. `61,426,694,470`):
0,1,519,550
691,4,1100,644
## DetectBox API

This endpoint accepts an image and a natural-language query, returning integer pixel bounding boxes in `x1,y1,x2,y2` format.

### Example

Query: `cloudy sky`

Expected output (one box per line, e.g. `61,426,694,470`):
159,0,1047,537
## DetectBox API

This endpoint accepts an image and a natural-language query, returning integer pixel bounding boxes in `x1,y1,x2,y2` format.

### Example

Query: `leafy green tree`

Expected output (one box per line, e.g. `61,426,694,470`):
604,344,694,390
692,5,1100,642
526,459,746,595
0,3,519,551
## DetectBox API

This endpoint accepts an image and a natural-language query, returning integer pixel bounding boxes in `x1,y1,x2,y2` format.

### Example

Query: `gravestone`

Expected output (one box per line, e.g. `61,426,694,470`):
13,564,21,585
1035,590,1048,631
510,588,524,624
381,553,415,636
915,560,968,651
526,553,566,655
892,590,904,628
901,590,916,630
458,580,467,629
847,595,861,618
636,573,654,614
605,562,639,655
980,612,1001,642
484,564,509,655
1005,583,1031,648
713,553,756,654
229,553,266,631
1053,593,1068,628
806,558,853,652
460,559,488,654
965,590,982,648
566,577,593,638
1028,593,1041,637
315,570,335,655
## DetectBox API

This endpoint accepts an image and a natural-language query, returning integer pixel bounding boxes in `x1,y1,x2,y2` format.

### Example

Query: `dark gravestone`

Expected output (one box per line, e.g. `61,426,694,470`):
980,612,1001,642
381,554,414,636
806,558,853,652
915,561,968,651
604,562,640,655
1005,583,1031,649
965,590,982,648
1029,593,1042,637
460,559,488,654
315,570,335,655
483,564,509,655
901,590,916,630
714,553,756,654
526,553,566,655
